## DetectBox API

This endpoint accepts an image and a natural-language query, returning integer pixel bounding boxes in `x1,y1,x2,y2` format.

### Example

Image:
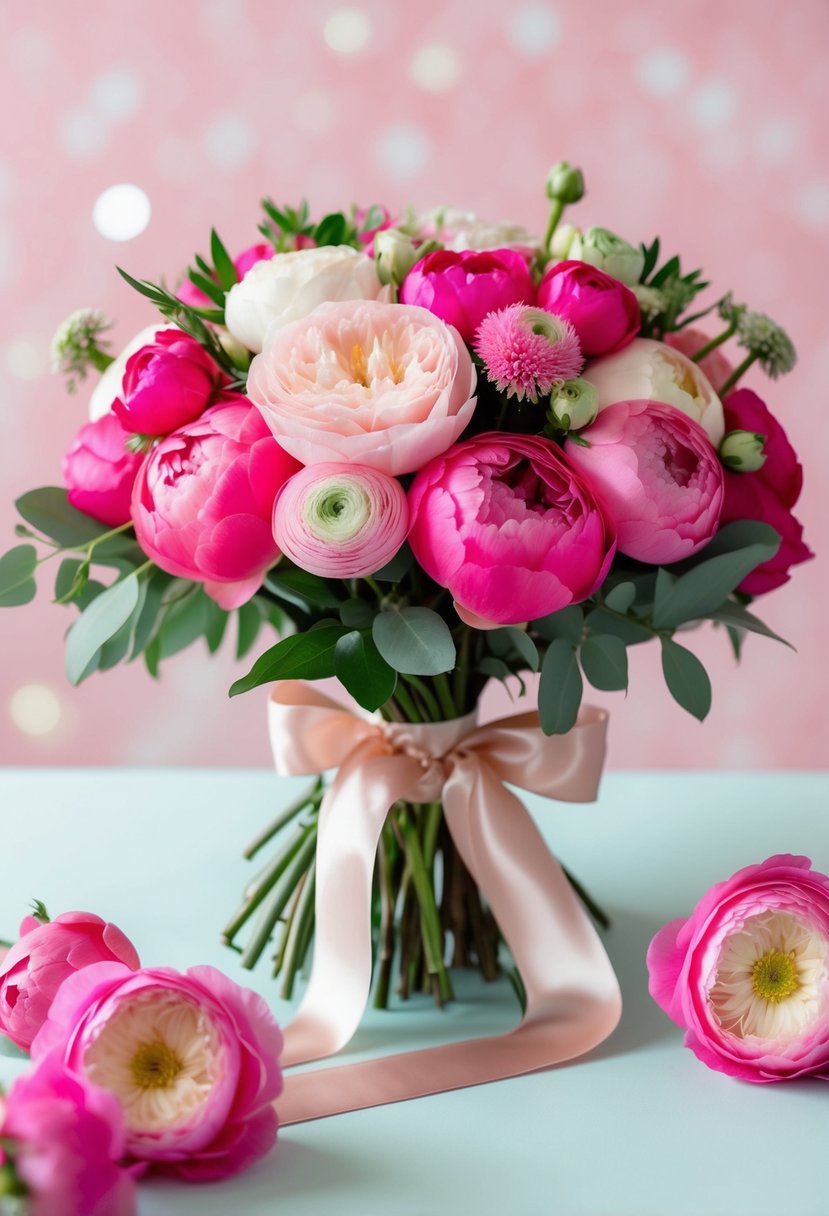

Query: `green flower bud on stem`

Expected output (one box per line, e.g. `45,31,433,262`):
547,378,599,432
569,226,645,286
719,430,767,472
543,162,585,258
375,230,434,288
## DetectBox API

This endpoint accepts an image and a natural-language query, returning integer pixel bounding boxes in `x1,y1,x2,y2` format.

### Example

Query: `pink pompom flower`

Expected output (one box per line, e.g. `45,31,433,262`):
112,330,220,437
247,299,477,476
647,855,829,1082
0,911,139,1052
0,1053,137,1216
537,259,640,357
565,400,724,564
473,304,583,402
63,414,144,527
400,248,536,343
131,399,301,610
31,962,284,1181
408,432,615,626
273,463,409,578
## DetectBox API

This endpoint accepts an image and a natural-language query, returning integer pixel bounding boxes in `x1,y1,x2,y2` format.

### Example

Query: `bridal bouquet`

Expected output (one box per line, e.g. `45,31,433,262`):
1,162,811,1009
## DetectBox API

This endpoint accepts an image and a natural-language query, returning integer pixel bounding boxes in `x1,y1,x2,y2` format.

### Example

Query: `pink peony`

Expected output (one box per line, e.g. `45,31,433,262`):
112,330,219,436
247,299,477,476
63,414,144,527
131,399,301,610
273,463,409,578
647,855,829,1082
400,248,536,343
719,389,812,595
32,962,283,1181
473,304,583,401
0,1053,136,1216
178,242,274,310
565,400,723,564
537,259,640,357
408,432,615,625
0,911,139,1052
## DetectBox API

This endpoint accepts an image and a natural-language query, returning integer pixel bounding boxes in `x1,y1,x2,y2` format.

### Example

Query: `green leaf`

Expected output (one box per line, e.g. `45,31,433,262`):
340,597,374,629
129,570,171,660
698,520,781,560
65,575,140,685
489,627,539,672
660,636,712,721
205,597,229,654
16,487,109,548
533,605,584,645
157,587,210,659
652,533,781,629
314,212,353,247
334,630,397,711
230,624,349,696
708,601,794,649
477,656,511,682
54,557,90,605
580,634,629,691
372,608,456,676
603,581,636,614
538,638,583,735
98,577,148,672
584,607,653,646
0,544,37,607
186,269,226,308
264,567,342,611
372,542,414,582
236,600,262,659
0,1034,28,1059
210,228,238,291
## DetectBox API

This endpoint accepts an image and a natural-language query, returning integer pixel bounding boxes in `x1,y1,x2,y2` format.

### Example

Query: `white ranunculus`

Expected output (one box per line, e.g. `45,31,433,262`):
88,323,178,420
569,226,645,286
224,246,383,354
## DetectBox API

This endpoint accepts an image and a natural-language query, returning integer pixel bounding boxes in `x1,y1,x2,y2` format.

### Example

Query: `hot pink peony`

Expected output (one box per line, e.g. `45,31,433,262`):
247,299,477,476
63,414,144,527
408,432,615,625
131,399,301,609
647,855,829,1082
0,1053,136,1216
32,962,283,1181
0,911,139,1052
177,242,274,310
112,330,219,436
719,389,812,595
473,304,583,402
273,463,409,578
537,260,639,357
400,248,535,343
565,400,724,564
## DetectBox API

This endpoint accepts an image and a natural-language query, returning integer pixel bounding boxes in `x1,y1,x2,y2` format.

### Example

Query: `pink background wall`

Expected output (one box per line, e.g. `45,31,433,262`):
1,0,826,769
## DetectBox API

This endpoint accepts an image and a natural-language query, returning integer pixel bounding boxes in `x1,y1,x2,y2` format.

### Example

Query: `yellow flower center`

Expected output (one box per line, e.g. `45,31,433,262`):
130,1040,183,1090
751,949,801,1004
350,343,369,387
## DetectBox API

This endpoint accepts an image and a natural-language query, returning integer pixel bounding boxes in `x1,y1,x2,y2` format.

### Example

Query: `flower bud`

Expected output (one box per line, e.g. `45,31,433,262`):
569,226,645,286
549,222,580,260
374,228,420,286
548,378,599,431
546,162,585,205
719,429,767,472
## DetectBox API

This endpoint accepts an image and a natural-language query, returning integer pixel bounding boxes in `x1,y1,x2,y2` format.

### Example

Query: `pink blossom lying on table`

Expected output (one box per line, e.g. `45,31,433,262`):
0,1052,137,1216
565,400,724,564
400,247,535,343
537,259,639,357
247,299,477,476
0,911,139,1052
131,399,301,610
647,854,829,1082
31,962,284,1181
63,413,143,527
112,329,220,437
408,431,615,626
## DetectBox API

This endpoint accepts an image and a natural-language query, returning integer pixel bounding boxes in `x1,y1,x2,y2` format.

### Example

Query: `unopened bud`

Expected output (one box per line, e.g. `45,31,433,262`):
549,222,580,260
374,229,420,287
569,226,644,286
719,430,767,472
545,162,585,205
548,378,599,431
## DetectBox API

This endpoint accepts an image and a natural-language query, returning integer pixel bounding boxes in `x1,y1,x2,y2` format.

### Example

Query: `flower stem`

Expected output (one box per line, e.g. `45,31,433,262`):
242,779,322,859
373,826,397,1010
542,199,565,257
688,322,736,362
402,674,442,722
392,681,423,723
433,672,458,720
279,860,316,995
718,350,758,396
397,806,453,1004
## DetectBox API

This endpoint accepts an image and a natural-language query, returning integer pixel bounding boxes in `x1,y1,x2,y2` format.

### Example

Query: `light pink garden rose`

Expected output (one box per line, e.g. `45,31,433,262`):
273,463,409,578
537,260,640,357
565,400,724,564
32,962,283,1181
0,1053,136,1216
247,299,477,476
400,248,536,343
178,242,274,310
63,414,144,527
131,399,301,610
408,432,615,625
647,855,829,1082
0,911,139,1052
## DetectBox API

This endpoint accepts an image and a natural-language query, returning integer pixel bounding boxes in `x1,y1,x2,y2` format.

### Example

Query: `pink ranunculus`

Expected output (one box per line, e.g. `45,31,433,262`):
63,414,144,527
112,330,219,436
400,248,536,343
408,432,615,625
0,1053,136,1216
178,243,275,310
273,463,409,578
32,962,284,1181
719,388,813,595
0,912,139,1052
565,400,724,564
665,327,735,397
131,399,301,609
537,259,640,357
647,855,829,1082
247,299,477,476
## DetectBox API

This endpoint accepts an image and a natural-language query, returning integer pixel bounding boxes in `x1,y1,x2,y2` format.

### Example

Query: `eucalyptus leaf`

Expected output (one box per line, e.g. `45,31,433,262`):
340,598,375,629
538,638,583,735
533,605,584,645
660,636,712,721
205,597,229,654
230,624,349,696
372,608,456,676
580,634,629,691
489,627,539,672
603,581,636,614
477,656,511,682
54,557,90,605
653,532,781,629
98,577,149,671
16,487,112,547
236,600,262,660
334,630,396,711
585,607,653,646
709,601,794,649
129,570,171,660
0,1034,28,1060
65,574,140,685
0,544,37,607
372,543,414,582
265,567,342,610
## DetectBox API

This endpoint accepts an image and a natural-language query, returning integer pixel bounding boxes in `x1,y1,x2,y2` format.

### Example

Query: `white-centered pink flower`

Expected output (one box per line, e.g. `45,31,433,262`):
247,299,478,475
473,304,583,401
273,463,408,578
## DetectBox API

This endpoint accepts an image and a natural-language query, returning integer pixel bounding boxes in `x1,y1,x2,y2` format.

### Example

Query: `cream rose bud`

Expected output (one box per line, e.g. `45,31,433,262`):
224,246,384,353
374,229,420,286
586,337,725,444
569,227,645,286
88,323,179,420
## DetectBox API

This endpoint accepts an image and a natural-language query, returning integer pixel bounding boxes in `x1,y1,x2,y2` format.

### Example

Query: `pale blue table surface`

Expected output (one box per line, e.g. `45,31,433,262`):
1,769,826,1216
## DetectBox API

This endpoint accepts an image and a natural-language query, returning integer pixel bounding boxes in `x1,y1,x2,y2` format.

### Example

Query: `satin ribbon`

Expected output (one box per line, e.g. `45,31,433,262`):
268,681,622,1124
